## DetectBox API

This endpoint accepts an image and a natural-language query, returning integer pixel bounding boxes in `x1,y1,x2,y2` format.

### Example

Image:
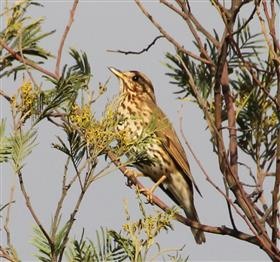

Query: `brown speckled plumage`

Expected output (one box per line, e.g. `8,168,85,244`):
110,67,206,244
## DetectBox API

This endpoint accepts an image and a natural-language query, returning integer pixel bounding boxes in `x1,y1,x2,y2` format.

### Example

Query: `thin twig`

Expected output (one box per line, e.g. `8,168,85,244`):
58,189,86,262
107,35,164,55
0,247,16,262
51,158,71,242
57,158,95,262
0,89,12,103
0,201,15,212
17,171,53,249
18,31,39,91
55,0,79,77
232,4,257,35
134,0,212,65
176,1,220,48
0,38,57,79
228,37,279,108
177,109,256,232
259,0,280,246
221,62,238,230
4,180,16,248
160,0,216,62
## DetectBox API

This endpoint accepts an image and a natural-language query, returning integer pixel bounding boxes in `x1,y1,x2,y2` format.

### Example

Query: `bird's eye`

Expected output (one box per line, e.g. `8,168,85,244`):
132,75,139,82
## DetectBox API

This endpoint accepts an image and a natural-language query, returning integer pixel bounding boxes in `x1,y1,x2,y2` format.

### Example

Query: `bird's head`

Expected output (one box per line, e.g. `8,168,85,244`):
109,67,156,102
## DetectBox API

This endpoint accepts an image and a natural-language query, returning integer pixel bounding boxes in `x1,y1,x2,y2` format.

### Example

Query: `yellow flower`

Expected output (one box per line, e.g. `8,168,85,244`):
18,80,36,116
69,104,92,129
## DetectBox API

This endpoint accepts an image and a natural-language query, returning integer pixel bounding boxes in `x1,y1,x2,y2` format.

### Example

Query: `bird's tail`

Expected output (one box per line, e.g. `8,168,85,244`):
164,171,206,244
184,204,206,245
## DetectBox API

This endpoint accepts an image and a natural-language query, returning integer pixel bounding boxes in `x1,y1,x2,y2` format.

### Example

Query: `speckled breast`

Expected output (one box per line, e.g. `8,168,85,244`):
116,96,174,182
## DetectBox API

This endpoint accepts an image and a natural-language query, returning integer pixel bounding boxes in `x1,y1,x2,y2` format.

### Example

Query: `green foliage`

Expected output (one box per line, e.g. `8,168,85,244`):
117,198,176,262
165,51,214,100
10,128,37,172
67,199,187,262
165,18,264,101
0,119,11,163
228,18,264,67
53,124,86,167
232,66,277,166
32,223,70,262
67,228,128,262
0,0,54,79
165,30,220,101
165,18,277,170
37,49,91,122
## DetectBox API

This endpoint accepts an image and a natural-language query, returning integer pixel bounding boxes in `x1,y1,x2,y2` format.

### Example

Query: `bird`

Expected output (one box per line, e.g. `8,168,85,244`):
109,67,206,244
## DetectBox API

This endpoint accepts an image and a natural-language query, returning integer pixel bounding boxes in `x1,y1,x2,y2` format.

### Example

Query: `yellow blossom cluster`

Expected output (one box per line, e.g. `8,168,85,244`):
69,100,156,158
20,80,36,114
4,1,24,37
5,19,22,36
122,209,175,248
69,103,121,156
12,80,37,117
69,104,92,129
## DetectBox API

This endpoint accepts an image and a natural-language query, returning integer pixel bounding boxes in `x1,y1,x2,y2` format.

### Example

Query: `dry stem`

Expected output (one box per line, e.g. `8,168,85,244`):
134,0,212,65
107,35,164,55
55,0,79,77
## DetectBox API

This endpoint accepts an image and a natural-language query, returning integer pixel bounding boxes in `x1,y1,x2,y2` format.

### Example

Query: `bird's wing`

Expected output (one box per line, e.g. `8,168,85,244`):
153,106,202,196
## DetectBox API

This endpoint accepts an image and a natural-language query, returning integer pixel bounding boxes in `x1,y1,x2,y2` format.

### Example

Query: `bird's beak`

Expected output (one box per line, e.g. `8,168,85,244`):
108,67,125,80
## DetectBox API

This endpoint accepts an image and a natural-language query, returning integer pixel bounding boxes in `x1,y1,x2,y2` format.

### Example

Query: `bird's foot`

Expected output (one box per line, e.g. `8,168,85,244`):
125,170,144,188
139,175,167,204
139,187,155,204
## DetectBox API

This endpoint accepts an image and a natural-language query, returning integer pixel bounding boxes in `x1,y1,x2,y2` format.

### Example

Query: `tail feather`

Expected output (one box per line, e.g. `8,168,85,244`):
191,227,206,245
163,171,206,244
184,204,206,244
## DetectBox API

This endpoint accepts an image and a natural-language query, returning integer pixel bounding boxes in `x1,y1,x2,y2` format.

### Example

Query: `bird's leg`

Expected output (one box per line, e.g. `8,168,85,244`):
140,175,167,204
124,169,144,187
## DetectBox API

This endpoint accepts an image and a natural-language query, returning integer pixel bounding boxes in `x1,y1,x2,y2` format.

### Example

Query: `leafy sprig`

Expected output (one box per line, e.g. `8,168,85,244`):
0,0,54,79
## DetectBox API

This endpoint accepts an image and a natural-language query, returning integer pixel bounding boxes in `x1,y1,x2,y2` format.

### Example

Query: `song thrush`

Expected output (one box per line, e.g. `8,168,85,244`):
109,67,206,244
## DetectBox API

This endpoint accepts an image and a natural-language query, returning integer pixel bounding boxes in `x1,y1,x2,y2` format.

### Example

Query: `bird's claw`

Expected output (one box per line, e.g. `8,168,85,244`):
126,177,134,188
139,187,155,204
125,170,143,188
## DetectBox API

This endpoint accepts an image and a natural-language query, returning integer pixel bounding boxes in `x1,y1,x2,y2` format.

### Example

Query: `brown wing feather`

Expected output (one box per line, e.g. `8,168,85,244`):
153,106,202,195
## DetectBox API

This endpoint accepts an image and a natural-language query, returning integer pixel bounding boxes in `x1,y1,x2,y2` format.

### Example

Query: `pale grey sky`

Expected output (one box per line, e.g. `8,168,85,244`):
1,1,270,261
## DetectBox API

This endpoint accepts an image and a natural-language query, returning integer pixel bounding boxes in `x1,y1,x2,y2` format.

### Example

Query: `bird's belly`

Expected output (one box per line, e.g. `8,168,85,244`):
116,118,143,139
135,142,175,182
116,106,174,182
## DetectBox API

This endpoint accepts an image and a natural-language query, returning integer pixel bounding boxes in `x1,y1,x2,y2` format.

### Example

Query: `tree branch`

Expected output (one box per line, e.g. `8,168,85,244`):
181,2,220,48
55,0,79,77
0,38,58,80
0,89,12,103
107,35,164,55
17,171,53,252
134,0,213,65
260,0,280,247
178,55,279,259
107,151,259,245
160,0,217,62
4,182,16,249
0,247,17,262
213,3,275,252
